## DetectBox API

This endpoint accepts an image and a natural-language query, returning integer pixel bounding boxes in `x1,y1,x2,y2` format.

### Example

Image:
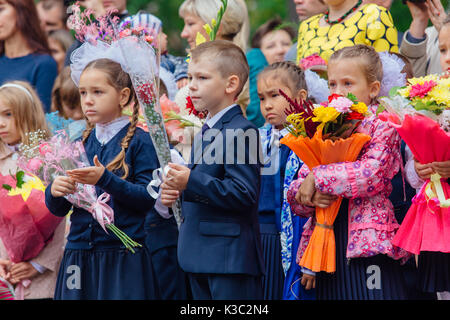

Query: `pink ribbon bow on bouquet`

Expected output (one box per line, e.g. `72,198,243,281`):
88,192,142,253
91,192,114,233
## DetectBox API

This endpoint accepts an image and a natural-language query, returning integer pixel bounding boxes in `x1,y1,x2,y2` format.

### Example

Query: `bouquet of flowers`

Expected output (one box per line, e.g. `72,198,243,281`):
280,92,371,273
16,130,142,253
0,132,63,265
378,73,450,255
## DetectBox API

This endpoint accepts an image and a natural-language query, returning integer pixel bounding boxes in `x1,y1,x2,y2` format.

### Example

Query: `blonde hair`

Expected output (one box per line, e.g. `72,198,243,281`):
0,81,50,147
51,66,81,117
179,0,250,51
328,44,383,84
80,59,138,180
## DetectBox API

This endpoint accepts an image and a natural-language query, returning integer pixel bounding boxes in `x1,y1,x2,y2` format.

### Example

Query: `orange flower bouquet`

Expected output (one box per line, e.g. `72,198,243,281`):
280,92,371,273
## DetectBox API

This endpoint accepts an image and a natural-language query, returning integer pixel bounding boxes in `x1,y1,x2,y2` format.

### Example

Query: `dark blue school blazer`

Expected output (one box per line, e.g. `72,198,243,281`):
177,105,265,276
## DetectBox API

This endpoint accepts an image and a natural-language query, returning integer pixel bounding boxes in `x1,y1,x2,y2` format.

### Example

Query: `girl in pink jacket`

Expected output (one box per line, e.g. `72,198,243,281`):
287,45,412,300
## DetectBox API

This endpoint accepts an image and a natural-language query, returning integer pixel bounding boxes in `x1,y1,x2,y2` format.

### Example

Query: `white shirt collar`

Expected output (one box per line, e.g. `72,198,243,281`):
269,125,289,147
95,116,130,145
205,104,237,128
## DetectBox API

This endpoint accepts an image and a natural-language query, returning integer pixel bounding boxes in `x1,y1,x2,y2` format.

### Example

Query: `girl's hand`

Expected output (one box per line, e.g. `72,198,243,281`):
51,176,76,197
0,259,11,279
301,273,316,290
312,190,339,209
414,159,434,180
8,262,40,284
430,160,450,179
295,172,316,207
66,155,105,185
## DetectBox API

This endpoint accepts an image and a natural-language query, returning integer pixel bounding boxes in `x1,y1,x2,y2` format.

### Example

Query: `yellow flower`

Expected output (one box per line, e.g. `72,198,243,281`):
350,101,368,114
211,18,217,28
312,106,340,123
8,175,46,202
428,78,450,107
203,23,212,36
195,32,207,46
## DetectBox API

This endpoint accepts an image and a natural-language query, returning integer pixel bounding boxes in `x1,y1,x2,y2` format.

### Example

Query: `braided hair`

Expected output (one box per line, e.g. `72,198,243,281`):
257,61,309,100
81,58,139,179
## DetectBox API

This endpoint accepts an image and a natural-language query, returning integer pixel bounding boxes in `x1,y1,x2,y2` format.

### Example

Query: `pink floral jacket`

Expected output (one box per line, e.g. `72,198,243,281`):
287,106,411,264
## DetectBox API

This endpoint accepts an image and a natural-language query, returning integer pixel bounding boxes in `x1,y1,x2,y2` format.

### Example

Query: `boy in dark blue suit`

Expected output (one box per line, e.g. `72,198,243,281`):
161,40,265,300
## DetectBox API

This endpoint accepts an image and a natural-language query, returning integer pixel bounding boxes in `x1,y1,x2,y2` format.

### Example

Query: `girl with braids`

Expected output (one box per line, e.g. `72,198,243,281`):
256,61,327,300
45,58,161,300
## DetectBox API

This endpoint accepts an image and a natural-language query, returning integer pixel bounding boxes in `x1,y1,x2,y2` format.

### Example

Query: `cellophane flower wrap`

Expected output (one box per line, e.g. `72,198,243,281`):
17,131,142,253
379,73,450,254
280,92,371,273
0,132,63,265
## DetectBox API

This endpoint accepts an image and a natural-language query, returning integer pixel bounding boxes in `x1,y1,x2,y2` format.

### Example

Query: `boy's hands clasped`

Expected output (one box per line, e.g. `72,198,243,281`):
160,163,191,207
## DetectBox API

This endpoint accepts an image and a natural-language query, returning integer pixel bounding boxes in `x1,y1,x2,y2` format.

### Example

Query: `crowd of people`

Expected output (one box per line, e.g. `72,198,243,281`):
0,0,448,301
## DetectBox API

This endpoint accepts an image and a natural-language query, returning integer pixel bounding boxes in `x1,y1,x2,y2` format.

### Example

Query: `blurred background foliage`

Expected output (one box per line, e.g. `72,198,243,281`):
127,0,448,56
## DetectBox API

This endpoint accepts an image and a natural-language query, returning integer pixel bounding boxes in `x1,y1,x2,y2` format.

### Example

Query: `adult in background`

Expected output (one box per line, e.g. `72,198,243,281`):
247,18,296,127
285,0,328,62
36,0,67,34
363,0,404,45
400,0,447,77
296,0,399,64
0,0,58,113
177,0,250,111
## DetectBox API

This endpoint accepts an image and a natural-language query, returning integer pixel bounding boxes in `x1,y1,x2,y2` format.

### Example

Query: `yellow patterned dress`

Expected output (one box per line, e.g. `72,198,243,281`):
296,4,398,63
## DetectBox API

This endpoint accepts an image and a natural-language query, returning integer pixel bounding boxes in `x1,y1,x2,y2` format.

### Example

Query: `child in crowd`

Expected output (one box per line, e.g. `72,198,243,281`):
0,81,65,300
256,61,316,300
45,57,161,299
405,16,450,300
287,44,412,300
160,40,264,300
46,66,85,141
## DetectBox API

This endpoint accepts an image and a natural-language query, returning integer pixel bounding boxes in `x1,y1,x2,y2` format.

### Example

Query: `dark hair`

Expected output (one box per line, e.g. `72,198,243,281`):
251,18,296,49
81,58,138,179
0,0,51,55
258,61,308,97
190,40,249,97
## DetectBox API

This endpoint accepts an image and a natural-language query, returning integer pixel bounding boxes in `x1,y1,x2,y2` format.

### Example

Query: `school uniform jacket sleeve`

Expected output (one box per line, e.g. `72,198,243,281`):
45,186,73,217
183,125,260,212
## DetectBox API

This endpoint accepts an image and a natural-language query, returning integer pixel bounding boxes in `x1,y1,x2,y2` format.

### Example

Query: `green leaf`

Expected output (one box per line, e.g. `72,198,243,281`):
16,171,25,189
376,104,386,116
346,93,357,103
2,184,12,191
389,86,402,98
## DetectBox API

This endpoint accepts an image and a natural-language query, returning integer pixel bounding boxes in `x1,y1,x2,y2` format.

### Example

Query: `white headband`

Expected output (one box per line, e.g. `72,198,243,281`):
0,83,34,101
